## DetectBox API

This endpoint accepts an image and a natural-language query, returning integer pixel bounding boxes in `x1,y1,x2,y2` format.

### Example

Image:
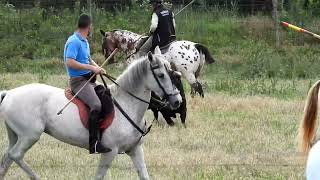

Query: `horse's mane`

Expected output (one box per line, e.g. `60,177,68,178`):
111,29,141,38
112,29,136,34
109,56,152,95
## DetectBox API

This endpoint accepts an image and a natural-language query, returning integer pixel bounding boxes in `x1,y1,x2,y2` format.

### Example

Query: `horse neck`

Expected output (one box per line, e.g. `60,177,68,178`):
113,30,141,54
110,59,151,124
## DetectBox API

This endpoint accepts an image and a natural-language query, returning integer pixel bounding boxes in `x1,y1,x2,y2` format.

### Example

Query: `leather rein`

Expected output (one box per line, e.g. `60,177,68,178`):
99,63,177,136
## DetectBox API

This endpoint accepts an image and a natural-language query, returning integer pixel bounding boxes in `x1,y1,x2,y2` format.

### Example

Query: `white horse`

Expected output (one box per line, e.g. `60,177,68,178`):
0,48,182,180
298,80,320,179
100,29,215,97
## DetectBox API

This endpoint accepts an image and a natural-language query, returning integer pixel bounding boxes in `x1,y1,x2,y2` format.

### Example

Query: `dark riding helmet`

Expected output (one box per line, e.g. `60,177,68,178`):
149,0,163,4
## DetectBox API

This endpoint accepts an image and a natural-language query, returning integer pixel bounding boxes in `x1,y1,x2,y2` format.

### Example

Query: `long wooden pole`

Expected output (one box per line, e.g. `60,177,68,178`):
175,0,196,16
281,21,320,40
57,48,118,115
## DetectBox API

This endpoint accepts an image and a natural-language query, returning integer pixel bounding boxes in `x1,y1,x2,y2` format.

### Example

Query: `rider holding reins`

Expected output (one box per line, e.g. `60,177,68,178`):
63,14,111,154
139,0,176,54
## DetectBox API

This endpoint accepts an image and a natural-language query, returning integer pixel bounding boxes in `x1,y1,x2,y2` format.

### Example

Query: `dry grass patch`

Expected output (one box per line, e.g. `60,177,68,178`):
0,74,307,179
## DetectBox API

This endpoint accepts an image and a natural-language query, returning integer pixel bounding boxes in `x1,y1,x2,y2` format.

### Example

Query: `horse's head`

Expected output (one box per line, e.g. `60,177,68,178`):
101,29,138,64
100,30,117,63
145,47,182,109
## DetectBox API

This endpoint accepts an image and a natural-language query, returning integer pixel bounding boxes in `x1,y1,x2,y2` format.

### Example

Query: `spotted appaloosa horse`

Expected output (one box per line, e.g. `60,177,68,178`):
100,29,215,97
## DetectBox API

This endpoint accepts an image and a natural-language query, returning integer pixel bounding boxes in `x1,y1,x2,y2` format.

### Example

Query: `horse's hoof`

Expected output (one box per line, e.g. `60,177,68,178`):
167,121,175,126
182,123,187,128
191,82,204,98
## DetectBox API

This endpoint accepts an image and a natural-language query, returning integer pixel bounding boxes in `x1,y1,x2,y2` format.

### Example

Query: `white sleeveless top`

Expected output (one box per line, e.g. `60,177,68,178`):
306,141,320,180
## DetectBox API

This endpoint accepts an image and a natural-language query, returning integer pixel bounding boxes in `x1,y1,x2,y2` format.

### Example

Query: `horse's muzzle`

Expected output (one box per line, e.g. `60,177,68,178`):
167,93,182,110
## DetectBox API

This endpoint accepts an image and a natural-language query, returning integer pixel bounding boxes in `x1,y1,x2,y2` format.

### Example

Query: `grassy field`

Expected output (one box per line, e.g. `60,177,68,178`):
0,65,310,179
1,2,320,179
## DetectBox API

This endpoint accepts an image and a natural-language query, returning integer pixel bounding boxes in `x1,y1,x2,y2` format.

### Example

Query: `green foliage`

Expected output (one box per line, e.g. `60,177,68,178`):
0,2,151,59
1,3,320,98
307,0,320,15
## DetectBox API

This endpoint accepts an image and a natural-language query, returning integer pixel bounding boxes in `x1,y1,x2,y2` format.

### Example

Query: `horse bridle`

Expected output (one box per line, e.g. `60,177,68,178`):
149,63,180,99
99,61,179,136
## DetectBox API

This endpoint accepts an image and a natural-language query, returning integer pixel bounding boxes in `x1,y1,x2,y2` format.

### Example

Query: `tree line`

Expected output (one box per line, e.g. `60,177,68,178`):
1,0,319,14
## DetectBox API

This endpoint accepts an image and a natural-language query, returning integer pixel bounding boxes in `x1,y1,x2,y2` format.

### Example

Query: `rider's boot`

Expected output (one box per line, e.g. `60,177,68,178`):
89,110,112,154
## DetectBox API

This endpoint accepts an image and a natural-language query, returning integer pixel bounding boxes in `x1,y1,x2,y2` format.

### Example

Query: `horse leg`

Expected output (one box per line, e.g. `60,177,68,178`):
0,123,17,179
190,85,195,97
177,68,196,97
7,135,41,180
0,152,12,180
183,72,204,97
161,110,176,126
195,81,204,98
180,108,187,128
163,115,175,126
95,150,118,180
127,145,149,180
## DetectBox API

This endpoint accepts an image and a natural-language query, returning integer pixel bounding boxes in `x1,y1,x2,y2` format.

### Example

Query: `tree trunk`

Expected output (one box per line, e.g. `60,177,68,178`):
272,0,280,47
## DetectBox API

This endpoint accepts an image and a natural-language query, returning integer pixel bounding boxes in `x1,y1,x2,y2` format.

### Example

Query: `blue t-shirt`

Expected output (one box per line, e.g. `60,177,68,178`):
64,32,91,77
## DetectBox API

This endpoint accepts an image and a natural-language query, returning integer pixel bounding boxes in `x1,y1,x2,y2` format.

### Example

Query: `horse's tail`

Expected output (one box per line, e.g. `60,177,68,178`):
298,80,320,153
194,44,215,64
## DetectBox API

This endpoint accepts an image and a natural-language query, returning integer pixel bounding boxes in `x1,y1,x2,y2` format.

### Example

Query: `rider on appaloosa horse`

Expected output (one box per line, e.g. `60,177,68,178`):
63,14,111,154
138,0,176,55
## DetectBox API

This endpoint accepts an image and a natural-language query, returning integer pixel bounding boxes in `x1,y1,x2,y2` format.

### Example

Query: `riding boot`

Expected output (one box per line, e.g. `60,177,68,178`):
89,110,112,154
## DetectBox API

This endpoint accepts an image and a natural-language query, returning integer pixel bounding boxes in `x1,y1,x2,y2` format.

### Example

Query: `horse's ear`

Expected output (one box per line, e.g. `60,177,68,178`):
154,46,161,55
100,30,106,36
147,51,153,62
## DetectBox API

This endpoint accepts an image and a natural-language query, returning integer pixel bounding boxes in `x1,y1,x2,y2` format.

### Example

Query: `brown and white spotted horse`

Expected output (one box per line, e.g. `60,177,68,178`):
100,29,215,97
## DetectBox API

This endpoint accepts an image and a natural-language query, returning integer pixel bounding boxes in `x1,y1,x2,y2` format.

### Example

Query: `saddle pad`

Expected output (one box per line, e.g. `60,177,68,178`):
160,41,176,54
64,88,114,132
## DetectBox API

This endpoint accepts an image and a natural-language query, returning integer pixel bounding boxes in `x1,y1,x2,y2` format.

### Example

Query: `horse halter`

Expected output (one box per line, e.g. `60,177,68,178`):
149,63,180,99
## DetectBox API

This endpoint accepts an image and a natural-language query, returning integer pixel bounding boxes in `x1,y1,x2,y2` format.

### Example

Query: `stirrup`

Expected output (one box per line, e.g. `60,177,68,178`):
90,141,112,154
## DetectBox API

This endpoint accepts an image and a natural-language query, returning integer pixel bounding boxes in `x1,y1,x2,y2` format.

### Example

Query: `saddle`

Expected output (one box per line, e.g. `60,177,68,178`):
65,85,114,132
135,36,176,54
159,41,175,54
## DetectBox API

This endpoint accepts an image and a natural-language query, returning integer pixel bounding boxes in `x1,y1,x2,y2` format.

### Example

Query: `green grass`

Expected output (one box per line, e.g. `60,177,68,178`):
1,3,320,80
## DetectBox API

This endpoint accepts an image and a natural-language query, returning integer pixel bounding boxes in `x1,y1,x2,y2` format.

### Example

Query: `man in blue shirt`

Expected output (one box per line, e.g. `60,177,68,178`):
64,14,111,154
